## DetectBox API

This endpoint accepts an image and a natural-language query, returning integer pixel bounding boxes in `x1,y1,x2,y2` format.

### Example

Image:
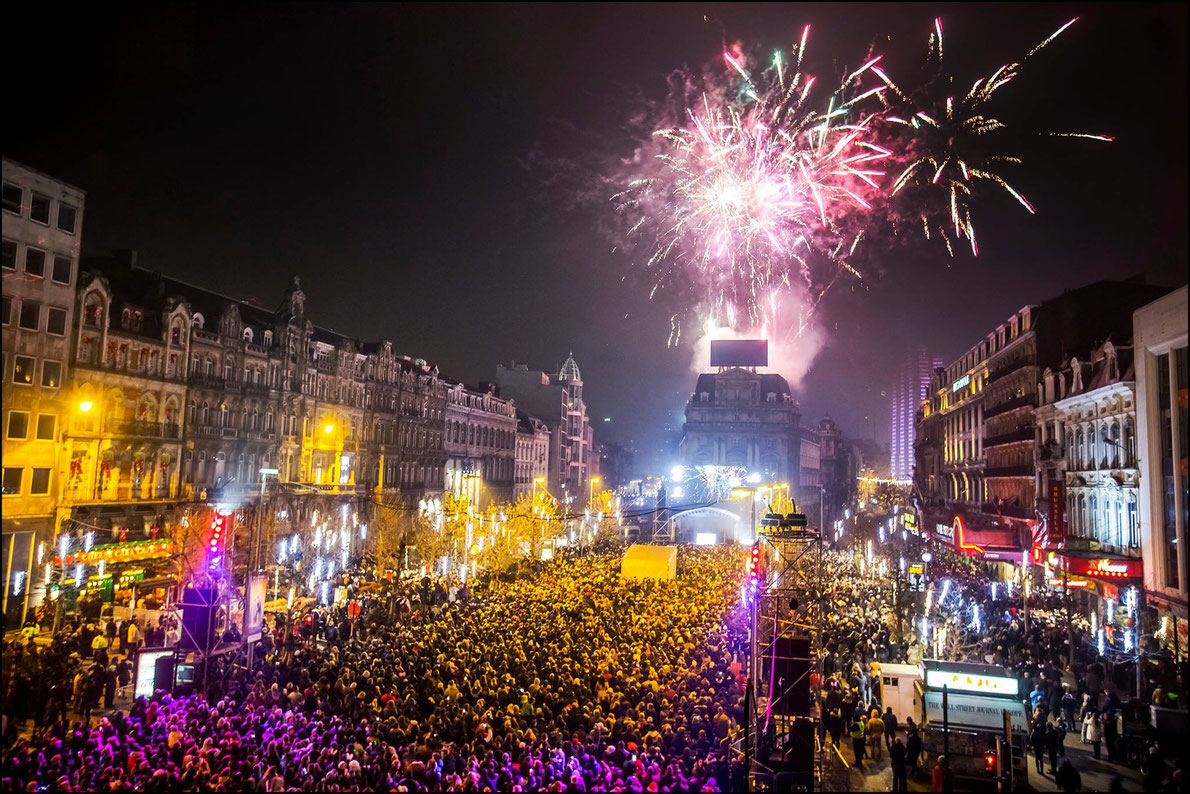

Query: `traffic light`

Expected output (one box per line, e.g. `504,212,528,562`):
208,513,229,571
984,749,997,776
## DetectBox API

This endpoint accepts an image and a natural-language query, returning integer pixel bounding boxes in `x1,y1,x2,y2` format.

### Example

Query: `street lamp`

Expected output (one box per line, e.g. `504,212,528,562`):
589,476,601,502
78,401,93,413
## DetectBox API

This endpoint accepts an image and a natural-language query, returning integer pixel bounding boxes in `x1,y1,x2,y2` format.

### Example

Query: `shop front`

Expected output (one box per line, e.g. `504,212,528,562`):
922,511,1031,581
1056,549,1145,655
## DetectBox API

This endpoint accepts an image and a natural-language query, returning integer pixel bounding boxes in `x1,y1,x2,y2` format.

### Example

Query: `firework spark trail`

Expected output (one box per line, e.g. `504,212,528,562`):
613,17,1107,346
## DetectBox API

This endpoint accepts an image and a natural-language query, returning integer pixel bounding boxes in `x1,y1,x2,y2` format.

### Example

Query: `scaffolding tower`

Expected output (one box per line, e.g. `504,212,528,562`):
745,511,836,792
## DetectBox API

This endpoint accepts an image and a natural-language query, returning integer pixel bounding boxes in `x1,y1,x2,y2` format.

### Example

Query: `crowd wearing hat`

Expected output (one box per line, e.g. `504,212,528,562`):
2,546,749,792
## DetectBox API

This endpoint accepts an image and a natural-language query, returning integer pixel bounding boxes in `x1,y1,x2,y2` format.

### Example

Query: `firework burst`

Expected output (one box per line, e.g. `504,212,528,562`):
612,16,1107,343
616,28,890,340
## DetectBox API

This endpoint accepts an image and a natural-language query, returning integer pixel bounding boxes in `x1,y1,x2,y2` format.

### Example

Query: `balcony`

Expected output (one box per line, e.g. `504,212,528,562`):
986,361,1038,383
983,394,1036,419
117,420,182,440
983,464,1033,478
189,372,233,391
984,426,1035,447
192,329,220,343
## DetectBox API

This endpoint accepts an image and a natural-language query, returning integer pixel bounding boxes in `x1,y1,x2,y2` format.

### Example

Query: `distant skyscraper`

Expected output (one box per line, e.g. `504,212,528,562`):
890,346,942,481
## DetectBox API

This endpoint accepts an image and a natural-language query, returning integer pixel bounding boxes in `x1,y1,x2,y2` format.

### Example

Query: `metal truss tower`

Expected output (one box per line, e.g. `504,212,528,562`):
745,519,840,792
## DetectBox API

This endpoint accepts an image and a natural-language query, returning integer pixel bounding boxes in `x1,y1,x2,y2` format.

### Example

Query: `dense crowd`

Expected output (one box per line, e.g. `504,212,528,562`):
2,546,749,792
809,538,1186,792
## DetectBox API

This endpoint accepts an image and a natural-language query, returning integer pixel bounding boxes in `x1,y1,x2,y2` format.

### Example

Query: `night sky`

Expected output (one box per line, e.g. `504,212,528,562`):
6,3,1186,471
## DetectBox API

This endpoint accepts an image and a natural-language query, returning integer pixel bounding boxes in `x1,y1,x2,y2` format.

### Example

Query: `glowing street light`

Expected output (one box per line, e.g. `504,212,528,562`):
323,423,335,434
78,401,93,413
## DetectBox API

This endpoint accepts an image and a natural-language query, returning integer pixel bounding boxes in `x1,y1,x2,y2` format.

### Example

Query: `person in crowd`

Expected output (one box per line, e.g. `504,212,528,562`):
1055,757,1082,793
883,705,898,750
932,754,954,793
889,736,908,793
1030,720,1048,775
866,708,885,762
850,717,867,769
1085,710,1103,760
906,721,923,776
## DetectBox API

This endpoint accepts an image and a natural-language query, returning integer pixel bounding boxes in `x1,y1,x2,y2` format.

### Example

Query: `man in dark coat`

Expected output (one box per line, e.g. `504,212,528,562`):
1045,723,1063,774
883,706,899,749
890,736,908,792
1030,721,1047,775
906,722,923,775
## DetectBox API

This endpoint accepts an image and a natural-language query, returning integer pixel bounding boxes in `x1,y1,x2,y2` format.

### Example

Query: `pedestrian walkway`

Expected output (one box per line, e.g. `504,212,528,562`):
843,730,1145,792
1024,732,1144,793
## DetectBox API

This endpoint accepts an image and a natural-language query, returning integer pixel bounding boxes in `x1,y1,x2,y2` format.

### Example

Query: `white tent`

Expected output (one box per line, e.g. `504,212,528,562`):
620,544,677,581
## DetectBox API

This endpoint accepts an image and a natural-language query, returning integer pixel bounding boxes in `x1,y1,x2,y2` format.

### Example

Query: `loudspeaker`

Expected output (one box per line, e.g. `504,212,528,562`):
179,587,217,651
774,717,816,791
772,636,812,715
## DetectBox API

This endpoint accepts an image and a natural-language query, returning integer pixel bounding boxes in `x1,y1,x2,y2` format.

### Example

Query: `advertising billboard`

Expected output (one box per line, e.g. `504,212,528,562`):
709,339,768,368
244,572,267,643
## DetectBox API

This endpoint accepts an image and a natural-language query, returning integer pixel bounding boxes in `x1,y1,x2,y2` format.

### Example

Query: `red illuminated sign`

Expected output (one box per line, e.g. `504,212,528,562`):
1048,479,1066,545
1065,556,1142,580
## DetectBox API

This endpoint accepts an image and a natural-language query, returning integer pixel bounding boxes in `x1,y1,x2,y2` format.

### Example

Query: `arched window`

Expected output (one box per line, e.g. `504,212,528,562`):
1088,494,1098,539
84,297,104,328
263,330,273,347
242,327,254,343
1127,496,1139,547
187,401,197,425
1109,422,1121,467
1077,494,1086,537
1075,429,1084,470
192,313,205,329
1124,418,1135,467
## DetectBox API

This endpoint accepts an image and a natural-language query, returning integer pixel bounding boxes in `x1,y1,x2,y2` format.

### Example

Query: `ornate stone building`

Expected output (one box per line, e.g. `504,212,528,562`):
495,355,592,500
444,380,516,507
917,280,1171,569
2,159,86,627
679,368,807,484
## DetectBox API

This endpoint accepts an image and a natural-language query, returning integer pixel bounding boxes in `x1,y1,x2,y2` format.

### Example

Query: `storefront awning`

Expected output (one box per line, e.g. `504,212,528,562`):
924,512,1029,559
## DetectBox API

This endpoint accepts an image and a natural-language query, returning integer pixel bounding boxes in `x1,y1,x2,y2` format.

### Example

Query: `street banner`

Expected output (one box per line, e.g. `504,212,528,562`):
245,572,266,642
1048,479,1066,545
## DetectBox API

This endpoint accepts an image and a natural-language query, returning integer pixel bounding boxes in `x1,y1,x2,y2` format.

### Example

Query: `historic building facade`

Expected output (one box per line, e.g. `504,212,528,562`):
514,409,550,500
1134,285,1188,654
917,280,1172,570
444,380,516,507
679,369,807,484
2,159,86,626
495,355,592,500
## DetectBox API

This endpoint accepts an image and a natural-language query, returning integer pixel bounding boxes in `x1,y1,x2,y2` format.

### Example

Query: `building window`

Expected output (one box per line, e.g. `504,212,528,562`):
18,300,39,330
1,295,10,326
2,467,21,495
36,414,56,440
12,356,34,385
30,194,51,224
1,239,15,270
1,182,22,214
41,361,62,388
30,468,51,495
7,411,30,439
57,204,78,234
52,255,72,285
46,307,67,336
24,247,46,278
